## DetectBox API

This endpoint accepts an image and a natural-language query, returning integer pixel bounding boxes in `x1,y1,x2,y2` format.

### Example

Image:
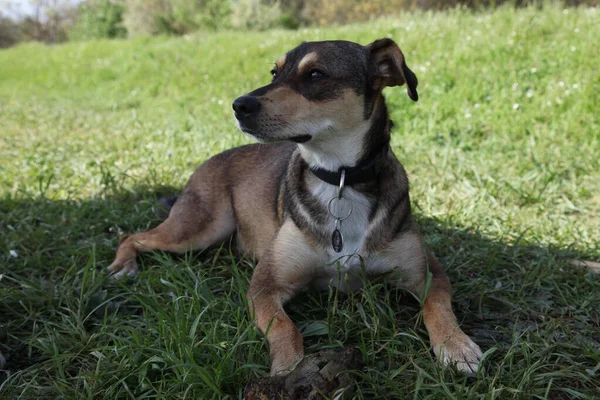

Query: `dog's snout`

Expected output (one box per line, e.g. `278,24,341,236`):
233,96,261,118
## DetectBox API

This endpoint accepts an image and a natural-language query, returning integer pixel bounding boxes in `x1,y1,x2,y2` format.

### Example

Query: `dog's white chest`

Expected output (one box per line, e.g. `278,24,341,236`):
309,182,384,290
314,182,370,257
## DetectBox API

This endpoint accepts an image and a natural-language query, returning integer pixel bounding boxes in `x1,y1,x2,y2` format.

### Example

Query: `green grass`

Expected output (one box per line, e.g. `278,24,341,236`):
1,3,599,398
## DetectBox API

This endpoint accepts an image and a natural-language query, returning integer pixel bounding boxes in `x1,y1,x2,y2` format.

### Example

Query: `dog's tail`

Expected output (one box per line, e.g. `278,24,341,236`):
156,196,178,219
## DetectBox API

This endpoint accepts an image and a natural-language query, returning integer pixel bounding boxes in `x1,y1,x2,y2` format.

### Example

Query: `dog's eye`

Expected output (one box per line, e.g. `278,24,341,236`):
270,69,277,79
309,69,324,79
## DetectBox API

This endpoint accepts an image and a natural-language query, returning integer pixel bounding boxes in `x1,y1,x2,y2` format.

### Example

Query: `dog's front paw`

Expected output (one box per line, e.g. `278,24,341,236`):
107,258,139,279
432,329,482,373
269,352,304,377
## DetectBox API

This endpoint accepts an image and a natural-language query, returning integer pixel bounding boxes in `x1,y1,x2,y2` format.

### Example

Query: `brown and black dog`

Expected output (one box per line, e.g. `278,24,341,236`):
108,38,483,375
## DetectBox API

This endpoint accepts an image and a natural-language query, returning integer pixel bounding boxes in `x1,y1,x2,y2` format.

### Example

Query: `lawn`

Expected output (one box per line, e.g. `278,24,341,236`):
1,4,599,399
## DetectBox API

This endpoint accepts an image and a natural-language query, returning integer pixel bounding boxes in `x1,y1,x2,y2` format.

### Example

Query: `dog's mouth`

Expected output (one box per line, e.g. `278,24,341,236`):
236,118,312,144
236,118,259,135
289,135,312,143
240,129,312,144
236,120,272,143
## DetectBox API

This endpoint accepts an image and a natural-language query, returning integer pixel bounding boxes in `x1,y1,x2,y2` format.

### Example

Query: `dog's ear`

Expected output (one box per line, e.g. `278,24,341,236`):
367,38,418,101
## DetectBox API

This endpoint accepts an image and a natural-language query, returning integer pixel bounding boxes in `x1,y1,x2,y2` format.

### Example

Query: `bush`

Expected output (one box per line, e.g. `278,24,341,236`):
231,0,282,31
123,0,171,36
301,0,412,25
123,0,231,36
70,0,127,40
0,15,20,48
198,0,233,31
279,12,301,29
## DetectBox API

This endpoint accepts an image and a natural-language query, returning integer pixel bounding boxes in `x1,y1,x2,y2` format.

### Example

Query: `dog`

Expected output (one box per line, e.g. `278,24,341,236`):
108,38,483,375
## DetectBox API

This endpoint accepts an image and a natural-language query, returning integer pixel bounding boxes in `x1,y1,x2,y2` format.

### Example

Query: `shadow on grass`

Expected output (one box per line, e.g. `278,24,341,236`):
1,185,599,396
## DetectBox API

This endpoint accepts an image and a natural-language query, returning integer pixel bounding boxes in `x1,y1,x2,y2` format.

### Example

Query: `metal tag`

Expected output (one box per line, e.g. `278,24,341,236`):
332,229,343,253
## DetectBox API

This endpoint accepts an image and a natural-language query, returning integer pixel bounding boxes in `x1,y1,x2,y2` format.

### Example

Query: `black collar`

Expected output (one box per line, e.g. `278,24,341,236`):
309,146,389,186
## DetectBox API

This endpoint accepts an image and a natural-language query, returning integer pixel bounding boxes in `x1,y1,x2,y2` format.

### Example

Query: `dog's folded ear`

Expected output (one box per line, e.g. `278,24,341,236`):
367,38,418,101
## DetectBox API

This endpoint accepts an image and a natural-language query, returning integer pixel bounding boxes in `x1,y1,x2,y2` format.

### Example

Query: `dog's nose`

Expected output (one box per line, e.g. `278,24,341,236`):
233,96,261,117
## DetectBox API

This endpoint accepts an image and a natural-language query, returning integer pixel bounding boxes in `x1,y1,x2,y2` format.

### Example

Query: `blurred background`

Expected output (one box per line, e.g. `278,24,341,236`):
1,0,596,48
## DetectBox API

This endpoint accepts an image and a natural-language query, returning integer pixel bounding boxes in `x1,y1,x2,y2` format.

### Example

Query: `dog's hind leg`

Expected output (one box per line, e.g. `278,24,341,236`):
108,184,236,279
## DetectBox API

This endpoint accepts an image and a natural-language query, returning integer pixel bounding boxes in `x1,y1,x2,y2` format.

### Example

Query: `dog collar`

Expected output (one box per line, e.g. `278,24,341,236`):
309,146,389,186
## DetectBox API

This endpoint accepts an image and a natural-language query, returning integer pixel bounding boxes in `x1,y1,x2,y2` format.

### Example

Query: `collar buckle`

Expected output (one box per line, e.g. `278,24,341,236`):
338,169,346,198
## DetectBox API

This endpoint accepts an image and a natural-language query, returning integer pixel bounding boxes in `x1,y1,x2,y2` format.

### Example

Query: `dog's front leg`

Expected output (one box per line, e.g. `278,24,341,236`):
247,274,304,375
247,221,318,375
421,251,483,373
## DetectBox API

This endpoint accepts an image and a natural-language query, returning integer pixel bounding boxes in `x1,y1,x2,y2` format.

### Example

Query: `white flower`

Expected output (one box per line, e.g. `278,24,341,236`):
9,250,18,258
513,103,520,110
530,67,537,73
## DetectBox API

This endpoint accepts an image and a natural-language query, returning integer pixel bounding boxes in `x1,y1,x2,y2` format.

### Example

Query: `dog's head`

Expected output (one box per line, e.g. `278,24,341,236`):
233,39,418,146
